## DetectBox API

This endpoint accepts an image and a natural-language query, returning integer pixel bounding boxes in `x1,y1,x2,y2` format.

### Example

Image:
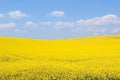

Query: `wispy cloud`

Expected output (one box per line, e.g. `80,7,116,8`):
25,21,37,28
55,21,74,29
14,29,26,33
111,27,120,33
50,11,65,17
40,21,53,26
8,10,28,19
71,14,120,35
21,14,120,35
0,13,5,18
0,23,15,29
76,14,120,27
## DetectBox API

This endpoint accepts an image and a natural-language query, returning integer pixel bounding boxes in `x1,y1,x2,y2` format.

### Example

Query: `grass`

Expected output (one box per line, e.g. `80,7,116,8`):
0,35,120,80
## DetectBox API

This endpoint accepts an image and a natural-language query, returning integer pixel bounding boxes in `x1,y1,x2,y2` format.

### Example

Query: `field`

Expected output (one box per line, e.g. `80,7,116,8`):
0,35,120,80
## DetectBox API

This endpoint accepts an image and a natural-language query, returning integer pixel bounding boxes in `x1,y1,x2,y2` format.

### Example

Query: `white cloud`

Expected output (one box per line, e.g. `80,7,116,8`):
76,14,120,27
50,11,65,17
8,10,27,19
25,21,37,28
94,28,106,33
11,14,120,36
40,21,53,26
14,29,26,33
73,14,120,34
0,13,4,18
111,28,120,33
55,21,74,29
0,23,15,29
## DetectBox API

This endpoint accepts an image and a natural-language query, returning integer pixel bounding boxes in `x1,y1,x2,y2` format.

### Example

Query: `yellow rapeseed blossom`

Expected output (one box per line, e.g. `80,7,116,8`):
0,35,120,80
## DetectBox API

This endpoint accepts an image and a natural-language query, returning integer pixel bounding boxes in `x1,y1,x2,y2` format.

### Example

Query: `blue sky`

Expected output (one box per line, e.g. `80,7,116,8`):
0,0,120,39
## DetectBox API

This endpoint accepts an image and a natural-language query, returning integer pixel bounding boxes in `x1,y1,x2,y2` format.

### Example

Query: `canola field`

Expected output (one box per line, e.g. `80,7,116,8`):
0,35,120,80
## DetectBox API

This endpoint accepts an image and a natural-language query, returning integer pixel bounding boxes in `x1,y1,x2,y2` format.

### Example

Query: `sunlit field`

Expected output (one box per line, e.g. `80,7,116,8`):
0,35,120,80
